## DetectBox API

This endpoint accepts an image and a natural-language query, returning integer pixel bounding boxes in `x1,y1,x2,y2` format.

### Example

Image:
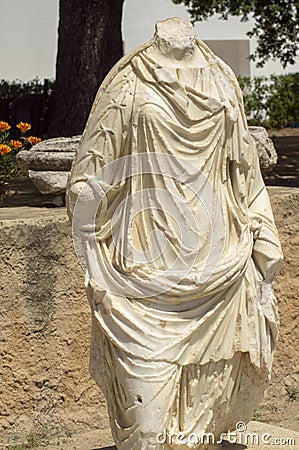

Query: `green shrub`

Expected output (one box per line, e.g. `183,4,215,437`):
0,78,54,124
238,76,269,126
238,73,298,129
267,73,299,129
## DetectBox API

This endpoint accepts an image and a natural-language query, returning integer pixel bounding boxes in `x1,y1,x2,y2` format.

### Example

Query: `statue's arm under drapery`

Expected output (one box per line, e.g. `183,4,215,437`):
247,151,283,283
67,66,135,221
226,66,283,284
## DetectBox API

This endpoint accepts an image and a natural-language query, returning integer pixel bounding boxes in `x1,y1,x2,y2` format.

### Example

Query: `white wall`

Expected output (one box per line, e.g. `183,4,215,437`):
203,40,251,77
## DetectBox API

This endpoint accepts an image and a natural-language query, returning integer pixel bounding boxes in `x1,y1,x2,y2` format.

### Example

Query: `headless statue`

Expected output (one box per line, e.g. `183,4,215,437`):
68,18,283,450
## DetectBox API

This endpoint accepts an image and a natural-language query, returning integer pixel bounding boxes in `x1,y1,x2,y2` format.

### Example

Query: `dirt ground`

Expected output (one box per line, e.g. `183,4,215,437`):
265,129,299,187
254,188,299,432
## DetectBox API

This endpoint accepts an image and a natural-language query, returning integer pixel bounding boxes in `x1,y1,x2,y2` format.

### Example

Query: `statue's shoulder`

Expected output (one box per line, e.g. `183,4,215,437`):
196,38,238,79
88,41,153,115
98,40,154,94
196,38,243,103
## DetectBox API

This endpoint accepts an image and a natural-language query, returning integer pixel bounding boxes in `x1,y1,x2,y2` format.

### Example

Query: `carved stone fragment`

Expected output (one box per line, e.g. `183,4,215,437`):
16,136,80,195
249,126,278,176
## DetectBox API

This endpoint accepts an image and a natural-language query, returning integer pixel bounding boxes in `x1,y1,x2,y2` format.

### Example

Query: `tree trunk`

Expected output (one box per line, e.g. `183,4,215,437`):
48,0,124,137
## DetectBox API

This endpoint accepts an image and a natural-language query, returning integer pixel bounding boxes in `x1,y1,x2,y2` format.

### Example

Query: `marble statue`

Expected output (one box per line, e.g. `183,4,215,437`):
67,18,283,450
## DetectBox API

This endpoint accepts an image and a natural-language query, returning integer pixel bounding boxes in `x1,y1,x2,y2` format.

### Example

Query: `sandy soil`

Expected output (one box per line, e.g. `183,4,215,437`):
254,188,299,432
268,128,299,137
265,130,298,187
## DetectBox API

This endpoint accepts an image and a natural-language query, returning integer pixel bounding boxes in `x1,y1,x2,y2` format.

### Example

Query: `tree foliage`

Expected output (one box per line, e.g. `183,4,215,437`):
238,73,299,128
171,0,298,67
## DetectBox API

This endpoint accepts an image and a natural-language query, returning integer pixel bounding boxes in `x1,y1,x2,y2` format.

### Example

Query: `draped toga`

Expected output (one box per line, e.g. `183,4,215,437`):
67,39,283,449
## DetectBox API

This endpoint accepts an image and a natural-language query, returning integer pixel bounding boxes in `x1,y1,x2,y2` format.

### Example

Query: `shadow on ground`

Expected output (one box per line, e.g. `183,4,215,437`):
94,447,116,450
265,135,299,187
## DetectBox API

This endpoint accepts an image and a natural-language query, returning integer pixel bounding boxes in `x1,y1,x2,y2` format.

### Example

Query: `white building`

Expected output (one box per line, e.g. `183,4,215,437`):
203,40,250,77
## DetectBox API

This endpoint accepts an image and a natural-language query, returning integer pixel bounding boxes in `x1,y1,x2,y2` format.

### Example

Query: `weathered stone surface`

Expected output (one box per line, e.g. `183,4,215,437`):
29,170,69,194
16,136,80,196
0,210,109,447
249,126,278,176
27,135,81,153
17,151,75,172
16,136,80,172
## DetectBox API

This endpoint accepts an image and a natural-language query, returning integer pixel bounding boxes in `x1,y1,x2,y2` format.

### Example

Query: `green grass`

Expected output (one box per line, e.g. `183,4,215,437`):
285,385,299,401
9,433,50,449
252,404,278,422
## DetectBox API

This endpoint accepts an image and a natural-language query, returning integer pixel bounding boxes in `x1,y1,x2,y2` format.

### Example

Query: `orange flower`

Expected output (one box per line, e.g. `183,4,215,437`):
0,144,12,156
0,121,11,132
17,121,31,133
28,136,42,146
10,140,23,150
